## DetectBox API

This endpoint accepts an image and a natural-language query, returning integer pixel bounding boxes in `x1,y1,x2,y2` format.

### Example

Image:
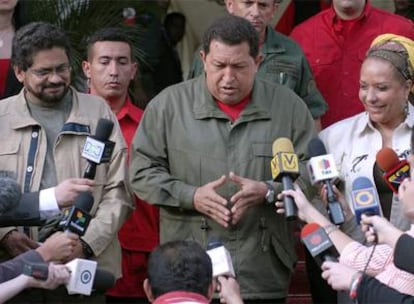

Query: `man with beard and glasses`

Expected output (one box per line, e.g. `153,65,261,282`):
0,22,133,303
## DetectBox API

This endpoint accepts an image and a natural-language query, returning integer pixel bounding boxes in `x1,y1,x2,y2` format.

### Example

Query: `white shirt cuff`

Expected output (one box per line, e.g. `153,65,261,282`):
39,188,60,218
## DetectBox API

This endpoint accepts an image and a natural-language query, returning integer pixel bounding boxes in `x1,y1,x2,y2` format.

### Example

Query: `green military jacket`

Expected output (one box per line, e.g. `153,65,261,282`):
188,26,327,119
130,75,316,299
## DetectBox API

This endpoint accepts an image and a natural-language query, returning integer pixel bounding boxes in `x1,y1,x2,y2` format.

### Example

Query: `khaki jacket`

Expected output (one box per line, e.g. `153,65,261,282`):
0,88,133,278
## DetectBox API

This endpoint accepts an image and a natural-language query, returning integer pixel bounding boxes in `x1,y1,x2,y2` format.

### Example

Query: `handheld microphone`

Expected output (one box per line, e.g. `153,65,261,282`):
307,138,345,225
271,138,300,220
58,192,93,236
301,222,339,267
206,236,235,278
376,147,410,193
351,177,381,225
0,170,21,215
23,260,115,295
82,118,115,179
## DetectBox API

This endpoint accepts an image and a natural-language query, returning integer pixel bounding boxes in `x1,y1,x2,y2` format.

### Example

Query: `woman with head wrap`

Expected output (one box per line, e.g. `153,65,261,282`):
318,34,414,236
274,34,414,300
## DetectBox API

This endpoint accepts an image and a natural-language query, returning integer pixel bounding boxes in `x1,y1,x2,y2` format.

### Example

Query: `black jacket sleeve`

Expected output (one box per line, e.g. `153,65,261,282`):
0,250,44,283
394,234,414,274
358,275,414,303
0,192,43,227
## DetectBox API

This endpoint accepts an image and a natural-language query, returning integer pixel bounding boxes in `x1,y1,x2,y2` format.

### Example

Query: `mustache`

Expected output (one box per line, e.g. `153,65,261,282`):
42,83,66,89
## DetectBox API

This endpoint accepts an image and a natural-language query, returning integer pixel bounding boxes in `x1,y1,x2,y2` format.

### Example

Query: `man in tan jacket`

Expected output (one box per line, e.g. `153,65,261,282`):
0,22,132,302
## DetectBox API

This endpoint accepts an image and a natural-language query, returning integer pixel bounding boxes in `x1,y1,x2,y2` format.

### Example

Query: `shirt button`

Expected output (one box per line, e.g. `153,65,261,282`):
32,132,38,138
27,166,33,173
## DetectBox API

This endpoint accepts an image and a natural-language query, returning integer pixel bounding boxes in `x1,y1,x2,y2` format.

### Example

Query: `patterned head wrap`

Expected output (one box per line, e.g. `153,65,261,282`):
367,34,414,98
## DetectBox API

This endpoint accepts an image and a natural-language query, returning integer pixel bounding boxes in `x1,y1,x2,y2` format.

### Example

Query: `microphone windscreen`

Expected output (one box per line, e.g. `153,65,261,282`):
272,137,294,156
94,119,114,141
74,192,94,212
300,222,321,239
93,268,116,292
351,176,373,190
0,171,21,214
307,138,327,158
376,147,400,172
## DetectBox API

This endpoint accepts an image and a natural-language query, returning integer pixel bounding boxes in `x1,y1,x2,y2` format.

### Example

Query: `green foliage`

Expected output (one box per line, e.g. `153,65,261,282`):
26,0,165,84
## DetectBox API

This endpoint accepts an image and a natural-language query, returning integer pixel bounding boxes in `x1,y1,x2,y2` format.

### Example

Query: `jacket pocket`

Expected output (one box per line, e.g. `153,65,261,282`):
270,234,296,273
251,142,273,178
0,141,21,174
263,60,299,88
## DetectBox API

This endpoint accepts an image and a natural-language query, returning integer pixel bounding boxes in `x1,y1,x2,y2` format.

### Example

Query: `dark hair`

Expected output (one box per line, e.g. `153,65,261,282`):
147,240,212,298
86,27,134,60
11,22,71,71
202,15,259,58
13,0,30,30
163,12,186,28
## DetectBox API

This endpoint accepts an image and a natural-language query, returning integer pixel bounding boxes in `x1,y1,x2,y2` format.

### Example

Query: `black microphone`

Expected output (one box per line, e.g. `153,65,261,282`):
271,138,300,221
351,177,381,224
92,268,116,293
82,118,114,179
0,170,21,215
394,234,414,274
307,138,345,225
58,192,93,236
301,222,339,267
206,236,235,277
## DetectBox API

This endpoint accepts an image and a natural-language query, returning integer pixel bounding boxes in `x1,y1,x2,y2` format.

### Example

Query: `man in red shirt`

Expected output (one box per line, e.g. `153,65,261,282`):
290,0,414,128
82,27,159,303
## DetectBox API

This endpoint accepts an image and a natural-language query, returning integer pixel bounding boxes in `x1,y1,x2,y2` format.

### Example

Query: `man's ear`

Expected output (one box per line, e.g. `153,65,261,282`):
13,66,25,83
200,50,207,73
207,279,216,300
130,62,138,80
225,0,234,13
82,60,91,79
143,278,155,302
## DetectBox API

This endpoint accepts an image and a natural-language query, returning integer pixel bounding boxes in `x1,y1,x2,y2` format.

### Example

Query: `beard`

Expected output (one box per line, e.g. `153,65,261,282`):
26,82,70,106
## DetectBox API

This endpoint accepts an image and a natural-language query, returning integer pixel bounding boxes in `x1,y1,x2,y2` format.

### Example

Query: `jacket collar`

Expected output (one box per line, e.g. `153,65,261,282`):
356,103,414,135
261,26,286,55
10,86,92,133
192,75,271,123
116,96,142,124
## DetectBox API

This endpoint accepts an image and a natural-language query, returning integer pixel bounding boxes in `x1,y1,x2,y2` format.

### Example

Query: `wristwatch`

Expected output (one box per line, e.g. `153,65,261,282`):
264,182,276,204
80,239,94,258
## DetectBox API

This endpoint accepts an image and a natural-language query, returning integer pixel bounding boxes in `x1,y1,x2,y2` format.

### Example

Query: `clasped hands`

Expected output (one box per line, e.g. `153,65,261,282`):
193,172,267,227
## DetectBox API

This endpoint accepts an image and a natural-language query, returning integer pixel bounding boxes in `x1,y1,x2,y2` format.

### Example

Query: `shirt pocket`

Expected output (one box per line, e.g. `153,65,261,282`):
311,47,342,79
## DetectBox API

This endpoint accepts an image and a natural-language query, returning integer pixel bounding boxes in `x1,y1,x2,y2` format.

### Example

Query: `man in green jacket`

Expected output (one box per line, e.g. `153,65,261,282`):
188,0,327,130
130,15,315,303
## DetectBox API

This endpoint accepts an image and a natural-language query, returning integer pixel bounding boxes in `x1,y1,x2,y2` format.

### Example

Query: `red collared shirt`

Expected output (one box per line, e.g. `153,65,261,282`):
153,291,210,304
116,97,159,252
290,1,414,128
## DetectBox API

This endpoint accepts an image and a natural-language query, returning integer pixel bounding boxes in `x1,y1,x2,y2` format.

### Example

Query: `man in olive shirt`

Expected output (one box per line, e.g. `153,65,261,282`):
130,15,315,303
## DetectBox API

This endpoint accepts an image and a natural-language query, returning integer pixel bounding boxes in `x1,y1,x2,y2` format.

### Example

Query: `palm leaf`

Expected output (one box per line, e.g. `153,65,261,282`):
26,0,161,88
